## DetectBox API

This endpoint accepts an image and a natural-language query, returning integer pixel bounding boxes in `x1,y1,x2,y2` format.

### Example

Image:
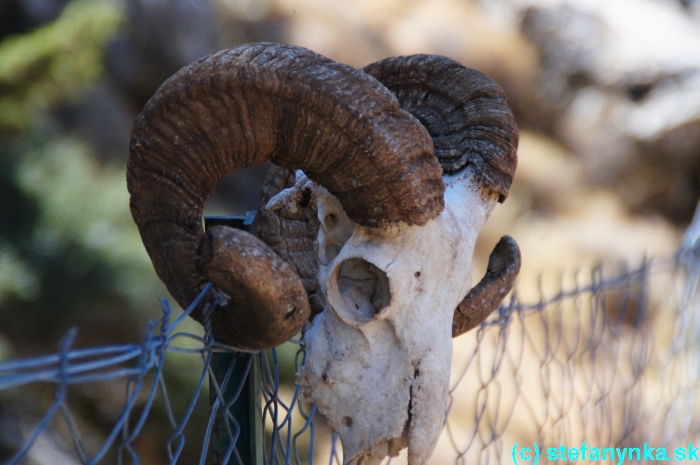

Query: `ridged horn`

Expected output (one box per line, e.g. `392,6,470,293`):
254,166,325,317
363,54,518,202
452,236,521,337
363,55,520,336
127,43,444,350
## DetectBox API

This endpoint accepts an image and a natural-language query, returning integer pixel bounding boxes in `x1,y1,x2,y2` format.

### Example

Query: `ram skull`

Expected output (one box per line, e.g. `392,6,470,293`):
126,43,520,464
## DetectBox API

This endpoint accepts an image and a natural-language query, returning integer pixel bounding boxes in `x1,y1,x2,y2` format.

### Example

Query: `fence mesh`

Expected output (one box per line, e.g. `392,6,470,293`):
1,233,699,464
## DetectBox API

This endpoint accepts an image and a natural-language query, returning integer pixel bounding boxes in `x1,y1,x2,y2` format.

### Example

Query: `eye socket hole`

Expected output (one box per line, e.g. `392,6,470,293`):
333,257,391,323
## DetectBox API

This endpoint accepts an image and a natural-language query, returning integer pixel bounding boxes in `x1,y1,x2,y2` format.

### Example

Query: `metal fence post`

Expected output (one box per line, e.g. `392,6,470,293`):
204,215,264,465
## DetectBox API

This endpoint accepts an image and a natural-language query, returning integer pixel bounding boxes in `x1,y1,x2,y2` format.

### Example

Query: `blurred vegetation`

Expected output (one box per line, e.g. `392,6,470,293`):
0,0,162,355
0,0,212,462
0,0,123,134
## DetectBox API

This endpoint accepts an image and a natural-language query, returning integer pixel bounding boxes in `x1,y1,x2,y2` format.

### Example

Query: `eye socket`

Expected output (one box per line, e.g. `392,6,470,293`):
328,257,391,325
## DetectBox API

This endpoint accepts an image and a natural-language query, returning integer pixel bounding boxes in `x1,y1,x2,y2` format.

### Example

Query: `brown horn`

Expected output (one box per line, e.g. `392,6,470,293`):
363,54,518,202
363,55,520,336
127,43,444,350
253,166,325,318
452,236,521,337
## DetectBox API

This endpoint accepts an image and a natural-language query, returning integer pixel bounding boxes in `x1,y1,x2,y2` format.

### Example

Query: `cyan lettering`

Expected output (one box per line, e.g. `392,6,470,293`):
676,447,686,460
616,448,627,465
520,447,531,460
629,447,640,460
644,443,655,460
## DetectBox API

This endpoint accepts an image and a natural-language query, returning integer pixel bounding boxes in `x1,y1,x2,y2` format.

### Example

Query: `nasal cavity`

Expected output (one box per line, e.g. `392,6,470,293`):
336,258,391,322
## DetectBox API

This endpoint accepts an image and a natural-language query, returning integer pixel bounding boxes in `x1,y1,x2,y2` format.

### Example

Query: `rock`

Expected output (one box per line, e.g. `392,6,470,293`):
516,0,700,223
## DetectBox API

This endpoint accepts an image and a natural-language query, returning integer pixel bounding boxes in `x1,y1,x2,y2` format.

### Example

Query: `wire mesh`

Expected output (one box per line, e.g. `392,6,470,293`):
0,238,698,464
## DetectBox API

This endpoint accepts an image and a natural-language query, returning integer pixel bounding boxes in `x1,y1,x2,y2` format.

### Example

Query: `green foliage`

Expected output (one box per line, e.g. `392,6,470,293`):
0,2,211,459
0,0,154,315
14,138,162,308
0,0,124,133
0,241,38,302
0,0,166,345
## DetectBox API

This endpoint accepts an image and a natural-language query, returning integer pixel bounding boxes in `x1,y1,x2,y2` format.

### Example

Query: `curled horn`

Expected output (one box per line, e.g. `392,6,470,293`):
254,166,325,317
453,236,521,336
363,55,518,202
363,55,520,336
127,43,444,351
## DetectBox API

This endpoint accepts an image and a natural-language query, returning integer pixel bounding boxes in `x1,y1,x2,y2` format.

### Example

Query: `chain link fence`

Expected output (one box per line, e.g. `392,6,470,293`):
1,222,699,464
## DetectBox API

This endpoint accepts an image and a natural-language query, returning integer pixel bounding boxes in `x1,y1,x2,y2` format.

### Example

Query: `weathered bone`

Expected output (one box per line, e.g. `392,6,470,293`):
267,172,355,266
277,167,502,464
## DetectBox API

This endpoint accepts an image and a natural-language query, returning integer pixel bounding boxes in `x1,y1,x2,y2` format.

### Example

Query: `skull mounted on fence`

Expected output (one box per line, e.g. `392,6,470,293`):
127,43,520,464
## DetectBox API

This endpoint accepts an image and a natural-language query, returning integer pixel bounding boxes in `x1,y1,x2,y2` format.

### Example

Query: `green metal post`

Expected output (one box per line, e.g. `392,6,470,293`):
204,215,264,465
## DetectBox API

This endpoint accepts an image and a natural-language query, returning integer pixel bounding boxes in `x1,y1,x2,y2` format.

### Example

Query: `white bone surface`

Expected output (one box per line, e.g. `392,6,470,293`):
272,168,497,464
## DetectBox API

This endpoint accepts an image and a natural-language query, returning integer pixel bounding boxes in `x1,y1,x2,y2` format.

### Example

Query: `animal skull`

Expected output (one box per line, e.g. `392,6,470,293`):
126,43,520,463
268,168,498,463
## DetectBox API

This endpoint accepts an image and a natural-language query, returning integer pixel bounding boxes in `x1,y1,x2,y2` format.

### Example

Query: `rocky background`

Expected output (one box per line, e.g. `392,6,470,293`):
0,0,697,463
